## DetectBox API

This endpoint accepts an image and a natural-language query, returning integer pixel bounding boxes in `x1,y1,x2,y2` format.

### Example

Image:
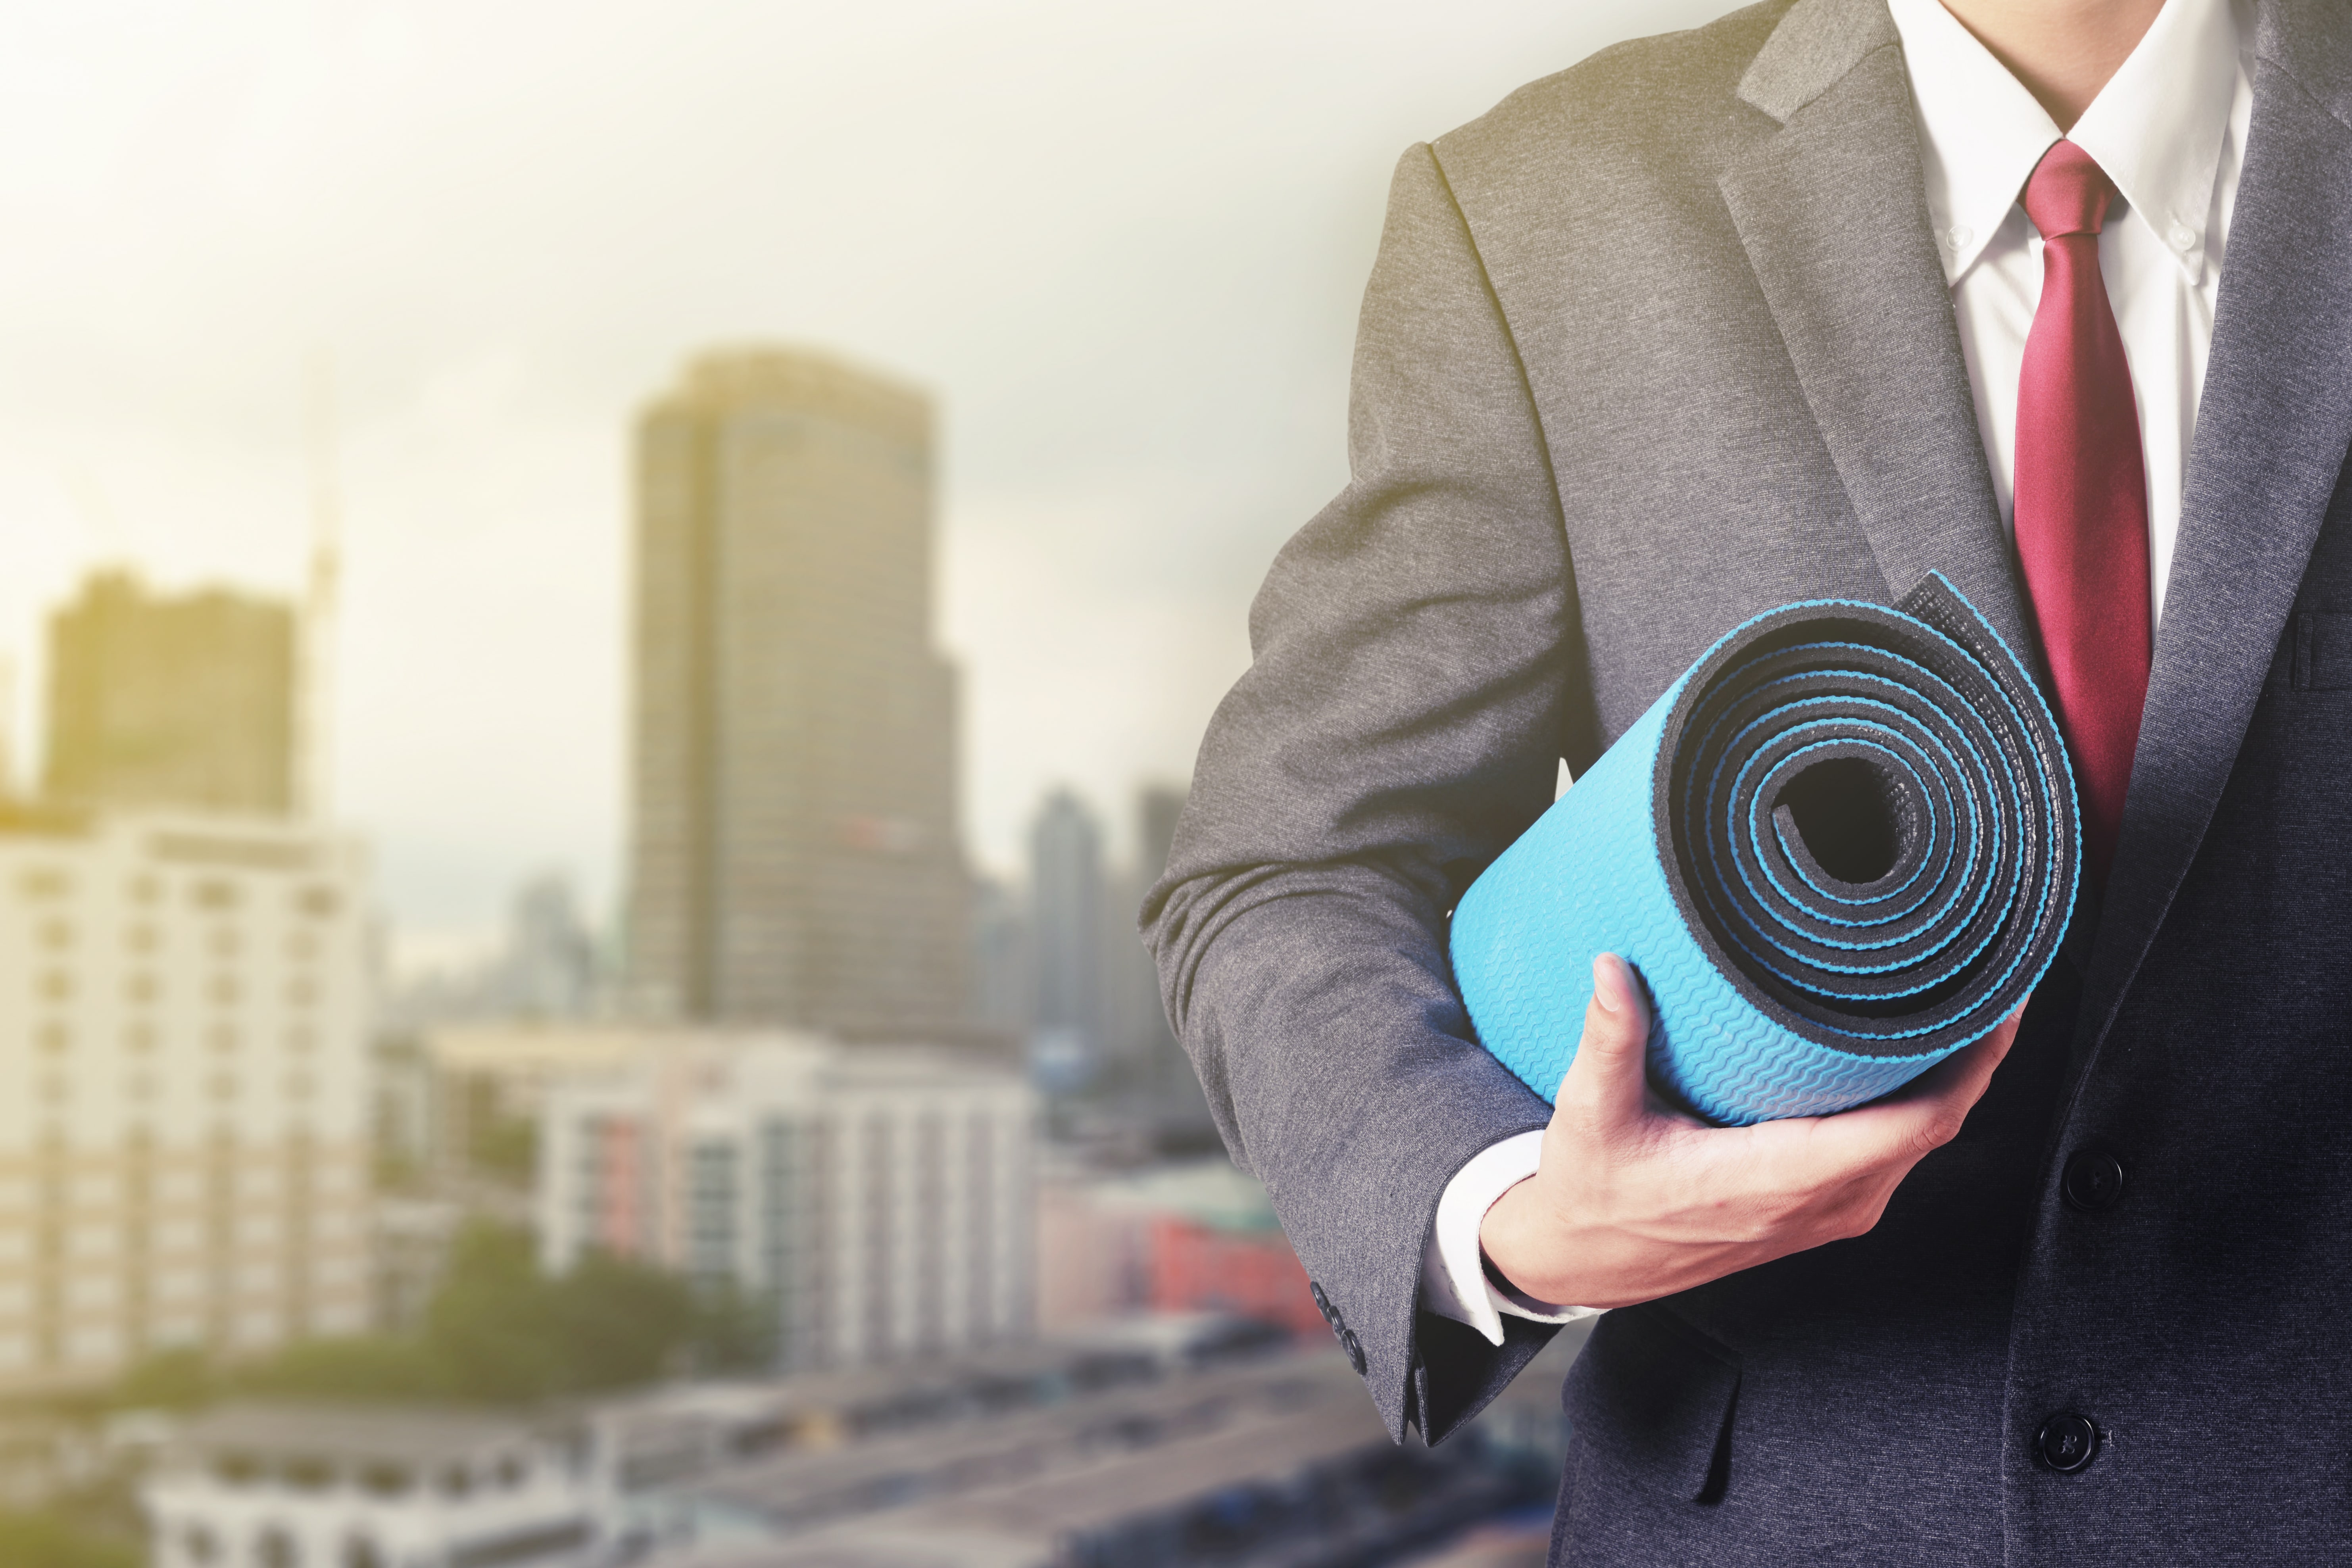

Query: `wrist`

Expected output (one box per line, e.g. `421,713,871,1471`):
1478,1173,1554,1301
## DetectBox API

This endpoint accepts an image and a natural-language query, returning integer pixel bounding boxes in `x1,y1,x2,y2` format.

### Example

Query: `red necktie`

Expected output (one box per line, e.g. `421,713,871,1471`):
2013,140,2152,889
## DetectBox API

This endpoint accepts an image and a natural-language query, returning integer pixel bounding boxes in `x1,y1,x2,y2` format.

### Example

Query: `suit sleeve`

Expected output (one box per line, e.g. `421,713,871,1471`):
1142,141,1596,1444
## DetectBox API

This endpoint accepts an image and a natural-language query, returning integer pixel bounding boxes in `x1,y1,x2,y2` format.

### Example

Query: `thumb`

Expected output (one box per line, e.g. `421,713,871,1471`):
1556,952,1653,1128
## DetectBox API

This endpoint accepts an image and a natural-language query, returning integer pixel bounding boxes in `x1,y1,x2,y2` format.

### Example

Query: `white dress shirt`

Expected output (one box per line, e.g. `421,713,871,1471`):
1421,0,2251,1346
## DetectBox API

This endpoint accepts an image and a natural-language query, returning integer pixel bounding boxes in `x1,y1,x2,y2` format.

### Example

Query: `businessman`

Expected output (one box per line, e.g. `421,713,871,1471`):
1145,0,2352,1559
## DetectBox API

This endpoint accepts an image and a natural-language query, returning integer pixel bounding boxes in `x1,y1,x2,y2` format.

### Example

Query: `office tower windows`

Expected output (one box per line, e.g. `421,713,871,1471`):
538,1035,1032,1372
0,815,371,1391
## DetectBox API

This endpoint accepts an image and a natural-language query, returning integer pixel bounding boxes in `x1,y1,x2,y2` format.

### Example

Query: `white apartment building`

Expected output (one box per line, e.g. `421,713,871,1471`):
536,1034,1034,1372
144,1403,603,1568
0,810,372,1390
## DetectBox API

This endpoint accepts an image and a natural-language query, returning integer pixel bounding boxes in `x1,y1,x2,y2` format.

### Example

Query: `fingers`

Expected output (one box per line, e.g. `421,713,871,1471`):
1556,953,1653,1129
1882,1004,2023,1115
1803,1008,2025,1168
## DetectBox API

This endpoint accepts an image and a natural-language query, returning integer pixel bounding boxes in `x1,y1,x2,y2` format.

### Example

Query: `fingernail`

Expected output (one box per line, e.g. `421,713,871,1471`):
1593,954,1622,1013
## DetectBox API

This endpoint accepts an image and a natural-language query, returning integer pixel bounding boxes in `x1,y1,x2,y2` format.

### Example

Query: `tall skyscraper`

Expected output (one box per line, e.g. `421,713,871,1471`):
1124,782,1215,1144
1028,789,1105,1089
969,875,1030,1040
625,348,970,1036
500,875,598,1016
43,571,298,818
1122,782,1186,1061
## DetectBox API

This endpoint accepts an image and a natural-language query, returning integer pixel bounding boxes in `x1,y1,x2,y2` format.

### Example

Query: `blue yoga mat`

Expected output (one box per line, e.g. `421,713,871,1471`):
1451,573,2079,1125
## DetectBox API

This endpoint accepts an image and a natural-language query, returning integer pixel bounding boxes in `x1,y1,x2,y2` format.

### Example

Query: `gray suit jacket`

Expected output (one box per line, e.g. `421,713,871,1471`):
1146,0,2352,1558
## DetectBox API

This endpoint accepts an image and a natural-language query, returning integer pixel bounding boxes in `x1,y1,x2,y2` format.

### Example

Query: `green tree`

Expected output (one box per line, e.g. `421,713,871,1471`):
105,1220,726,1412
423,1219,566,1402
0,1509,140,1568
419,1221,702,1400
240,1335,447,1402
547,1251,696,1390
688,1281,778,1375
111,1347,215,1412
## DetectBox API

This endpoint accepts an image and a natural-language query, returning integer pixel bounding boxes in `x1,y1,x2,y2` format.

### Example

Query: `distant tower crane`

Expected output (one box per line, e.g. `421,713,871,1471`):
300,354,342,822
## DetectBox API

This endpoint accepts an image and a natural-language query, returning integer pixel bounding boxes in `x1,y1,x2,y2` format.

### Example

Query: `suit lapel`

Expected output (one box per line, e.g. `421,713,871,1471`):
1719,0,2035,659
2074,0,2352,1062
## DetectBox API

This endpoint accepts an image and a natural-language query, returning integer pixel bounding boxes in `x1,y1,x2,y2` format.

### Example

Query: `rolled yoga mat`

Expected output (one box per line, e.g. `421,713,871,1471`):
1451,573,2079,1126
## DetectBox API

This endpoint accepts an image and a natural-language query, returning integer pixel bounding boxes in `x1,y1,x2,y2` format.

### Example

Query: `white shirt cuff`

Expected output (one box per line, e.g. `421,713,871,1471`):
1419,1129,1603,1346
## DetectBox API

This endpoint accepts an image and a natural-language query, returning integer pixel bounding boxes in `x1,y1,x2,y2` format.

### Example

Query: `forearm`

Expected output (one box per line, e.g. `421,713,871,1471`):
1142,136,1593,1443
1159,862,1554,1440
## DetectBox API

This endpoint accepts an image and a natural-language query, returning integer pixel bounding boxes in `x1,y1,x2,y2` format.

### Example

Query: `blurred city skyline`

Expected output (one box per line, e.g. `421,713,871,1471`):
0,0,1721,972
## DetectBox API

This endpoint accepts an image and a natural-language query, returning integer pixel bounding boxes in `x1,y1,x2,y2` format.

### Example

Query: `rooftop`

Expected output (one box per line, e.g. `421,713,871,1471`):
674,1350,1365,1528
660,346,931,443
170,1403,559,1467
646,1322,1587,1568
665,1394,1401,1568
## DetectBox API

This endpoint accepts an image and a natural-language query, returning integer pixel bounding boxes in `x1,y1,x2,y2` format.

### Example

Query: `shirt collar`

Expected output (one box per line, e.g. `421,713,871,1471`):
1885,0,2239,284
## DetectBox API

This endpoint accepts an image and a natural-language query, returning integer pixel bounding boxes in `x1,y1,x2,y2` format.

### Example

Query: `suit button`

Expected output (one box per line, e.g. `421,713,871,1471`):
2035,1412,2099,1473
1340,1327,1366,1375
2061,1150,2125,1212
1310,1281,1331,1319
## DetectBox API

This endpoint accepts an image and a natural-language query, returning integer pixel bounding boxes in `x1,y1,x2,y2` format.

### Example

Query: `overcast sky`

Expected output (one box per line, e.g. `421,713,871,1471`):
0,0,1725,970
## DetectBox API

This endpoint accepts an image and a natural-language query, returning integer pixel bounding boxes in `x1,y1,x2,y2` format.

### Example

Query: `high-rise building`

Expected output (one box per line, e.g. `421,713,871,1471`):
968,875,1029,1040
1135,787,1183,901
43,572,298,819
488,875,597,1019
1027,790,1105,1090
1119,783,1215,1144
1120,784,1185,1060
625,348,969,1038
536,1033,1034,1372
377,874,602,1033
0,811,373,1391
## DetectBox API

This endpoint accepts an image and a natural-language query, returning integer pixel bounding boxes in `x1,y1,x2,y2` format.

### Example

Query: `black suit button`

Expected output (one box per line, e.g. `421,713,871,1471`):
1311,1283,1358,1368
2035,1412,2099,1473
2061,1150,2126,1212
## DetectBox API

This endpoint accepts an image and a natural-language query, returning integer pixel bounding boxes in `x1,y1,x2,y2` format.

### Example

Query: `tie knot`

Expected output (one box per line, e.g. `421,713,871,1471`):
2022,140,2117,241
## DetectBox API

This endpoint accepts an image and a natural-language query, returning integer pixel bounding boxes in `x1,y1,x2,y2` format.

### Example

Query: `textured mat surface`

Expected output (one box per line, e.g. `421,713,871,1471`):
1451,574,2079,1124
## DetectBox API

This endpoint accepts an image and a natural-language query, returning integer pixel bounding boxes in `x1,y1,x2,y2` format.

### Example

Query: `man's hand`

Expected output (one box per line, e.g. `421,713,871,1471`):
1478,953,2023,1310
